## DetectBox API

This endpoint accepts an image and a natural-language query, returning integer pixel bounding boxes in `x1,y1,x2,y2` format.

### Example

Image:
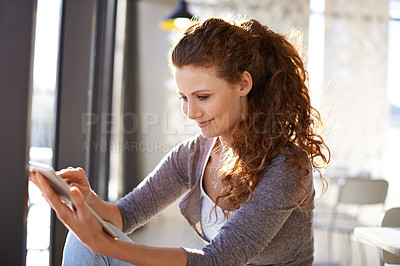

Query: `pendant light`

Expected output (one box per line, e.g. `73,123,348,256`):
159,0,197,31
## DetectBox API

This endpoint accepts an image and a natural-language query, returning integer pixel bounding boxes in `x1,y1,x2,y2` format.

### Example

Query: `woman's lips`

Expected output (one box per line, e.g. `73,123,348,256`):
197,119,214,128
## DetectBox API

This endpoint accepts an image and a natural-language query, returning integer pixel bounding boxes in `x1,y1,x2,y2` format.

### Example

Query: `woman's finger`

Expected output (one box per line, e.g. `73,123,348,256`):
28,171,39,186
30,172,46,191
36,173,72,222
57,167,87,183
69,186,86,210
68,187,95,223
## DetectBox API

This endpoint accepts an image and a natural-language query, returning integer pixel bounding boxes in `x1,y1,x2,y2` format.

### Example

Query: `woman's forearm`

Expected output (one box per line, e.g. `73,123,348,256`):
95,236,187,266
86,192,123,230
76,192,187,266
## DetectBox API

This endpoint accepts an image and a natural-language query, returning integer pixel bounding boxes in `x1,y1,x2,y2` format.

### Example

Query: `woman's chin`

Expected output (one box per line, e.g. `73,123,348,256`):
199,130,218,139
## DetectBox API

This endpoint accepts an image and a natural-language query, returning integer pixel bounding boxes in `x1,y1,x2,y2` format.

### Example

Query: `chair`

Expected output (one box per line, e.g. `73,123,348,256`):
314,177,389,265
380,207,400,266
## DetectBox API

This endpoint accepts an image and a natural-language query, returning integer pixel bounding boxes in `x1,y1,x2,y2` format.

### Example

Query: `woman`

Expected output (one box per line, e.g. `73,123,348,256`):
30,18,329,265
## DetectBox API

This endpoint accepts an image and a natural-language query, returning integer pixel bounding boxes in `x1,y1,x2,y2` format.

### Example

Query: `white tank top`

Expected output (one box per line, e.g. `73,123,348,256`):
200,138,235,242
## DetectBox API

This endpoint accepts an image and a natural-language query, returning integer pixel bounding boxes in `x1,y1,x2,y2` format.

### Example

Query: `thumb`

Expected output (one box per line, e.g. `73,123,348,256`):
70,182,84,192
69,186,86,210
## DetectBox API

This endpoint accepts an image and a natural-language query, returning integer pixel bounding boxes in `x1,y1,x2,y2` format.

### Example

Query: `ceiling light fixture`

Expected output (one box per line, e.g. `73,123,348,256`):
159,0,197,31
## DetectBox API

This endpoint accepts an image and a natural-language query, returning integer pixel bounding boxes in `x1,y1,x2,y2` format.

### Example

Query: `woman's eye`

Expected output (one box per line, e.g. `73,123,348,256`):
198,95,208,100
179,96,187,101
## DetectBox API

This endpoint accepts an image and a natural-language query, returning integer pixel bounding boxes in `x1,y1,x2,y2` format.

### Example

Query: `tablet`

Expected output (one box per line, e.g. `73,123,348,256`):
29,161,118,238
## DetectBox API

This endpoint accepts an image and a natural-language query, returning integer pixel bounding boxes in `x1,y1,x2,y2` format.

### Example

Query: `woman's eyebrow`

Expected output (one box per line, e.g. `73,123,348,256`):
191,90,211,95
176,89,211,95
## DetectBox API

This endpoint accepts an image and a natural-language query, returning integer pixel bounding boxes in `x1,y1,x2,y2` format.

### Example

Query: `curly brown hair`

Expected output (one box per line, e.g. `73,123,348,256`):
171,18,330,215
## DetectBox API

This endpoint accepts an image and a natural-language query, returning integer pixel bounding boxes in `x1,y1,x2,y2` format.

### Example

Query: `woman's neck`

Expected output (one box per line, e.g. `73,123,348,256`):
218,136,232,151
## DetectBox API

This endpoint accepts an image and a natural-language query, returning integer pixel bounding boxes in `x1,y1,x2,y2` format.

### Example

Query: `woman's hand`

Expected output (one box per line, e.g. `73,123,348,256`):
30,171,109,252
29,171,187,265
29,166,124,231
56,167,96,204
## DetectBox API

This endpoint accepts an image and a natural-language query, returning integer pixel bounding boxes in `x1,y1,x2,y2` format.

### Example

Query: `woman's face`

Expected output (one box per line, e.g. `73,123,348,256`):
174,65,251,141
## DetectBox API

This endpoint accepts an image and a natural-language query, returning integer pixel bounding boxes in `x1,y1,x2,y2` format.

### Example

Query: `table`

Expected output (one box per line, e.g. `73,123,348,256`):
354,227,400,257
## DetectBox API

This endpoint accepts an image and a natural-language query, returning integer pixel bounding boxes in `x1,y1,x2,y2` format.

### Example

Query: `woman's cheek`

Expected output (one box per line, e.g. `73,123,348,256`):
181,102,188,117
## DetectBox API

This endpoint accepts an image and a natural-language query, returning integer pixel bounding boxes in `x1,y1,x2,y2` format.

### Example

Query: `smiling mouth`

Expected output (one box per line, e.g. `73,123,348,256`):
197,119,214,128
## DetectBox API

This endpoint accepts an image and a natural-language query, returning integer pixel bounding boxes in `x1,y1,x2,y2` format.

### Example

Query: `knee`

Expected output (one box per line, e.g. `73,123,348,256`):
62,231,97,265
64,231,84,253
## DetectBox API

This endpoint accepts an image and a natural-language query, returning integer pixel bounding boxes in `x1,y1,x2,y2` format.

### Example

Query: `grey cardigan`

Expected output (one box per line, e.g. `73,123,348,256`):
117,135,314,265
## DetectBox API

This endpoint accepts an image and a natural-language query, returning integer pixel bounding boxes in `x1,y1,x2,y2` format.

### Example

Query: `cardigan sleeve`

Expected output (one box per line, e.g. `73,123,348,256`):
182,154,314,265
116,138,194,234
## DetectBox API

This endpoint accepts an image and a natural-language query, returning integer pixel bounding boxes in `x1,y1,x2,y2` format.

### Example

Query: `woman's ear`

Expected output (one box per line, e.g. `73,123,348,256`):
239,71,253,96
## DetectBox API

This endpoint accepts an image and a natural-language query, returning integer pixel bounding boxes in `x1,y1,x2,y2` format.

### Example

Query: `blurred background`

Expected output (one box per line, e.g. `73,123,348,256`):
2,0,399,265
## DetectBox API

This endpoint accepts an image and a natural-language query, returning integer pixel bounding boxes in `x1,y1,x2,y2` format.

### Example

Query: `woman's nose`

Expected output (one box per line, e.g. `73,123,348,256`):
184,100,201,120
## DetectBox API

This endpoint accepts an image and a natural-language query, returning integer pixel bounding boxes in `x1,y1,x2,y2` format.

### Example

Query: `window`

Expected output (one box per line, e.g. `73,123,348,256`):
27,0,63,265
388,0,400,108
386,0,400,206
308,0,325,108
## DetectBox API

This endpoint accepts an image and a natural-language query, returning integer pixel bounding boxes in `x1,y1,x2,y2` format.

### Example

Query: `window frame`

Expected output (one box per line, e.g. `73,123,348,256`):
51,0,118,264
0,0,37,265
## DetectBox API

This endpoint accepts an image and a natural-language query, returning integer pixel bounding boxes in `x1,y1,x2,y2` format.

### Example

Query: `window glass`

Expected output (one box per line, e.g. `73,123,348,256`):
27,0,63,265
386,0,400,207
308,0,325,108
388,1,400,108
108,0,127,202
